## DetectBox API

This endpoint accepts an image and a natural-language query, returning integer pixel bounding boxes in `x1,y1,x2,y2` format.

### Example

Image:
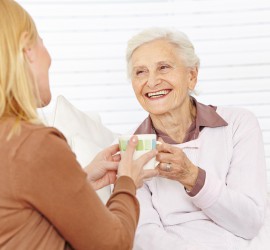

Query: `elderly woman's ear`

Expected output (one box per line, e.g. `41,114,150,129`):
188,67,198,91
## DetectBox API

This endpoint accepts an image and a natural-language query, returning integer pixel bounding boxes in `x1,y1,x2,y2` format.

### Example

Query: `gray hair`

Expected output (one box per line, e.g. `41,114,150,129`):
126,27,200,78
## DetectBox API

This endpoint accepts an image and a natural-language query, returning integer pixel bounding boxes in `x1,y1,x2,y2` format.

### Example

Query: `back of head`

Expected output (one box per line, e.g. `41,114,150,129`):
126,27,200,78
0,0,40,128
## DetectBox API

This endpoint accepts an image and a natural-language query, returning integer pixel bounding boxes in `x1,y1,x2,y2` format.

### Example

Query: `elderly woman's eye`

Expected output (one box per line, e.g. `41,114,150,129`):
160,65,170,70
136,70,145,76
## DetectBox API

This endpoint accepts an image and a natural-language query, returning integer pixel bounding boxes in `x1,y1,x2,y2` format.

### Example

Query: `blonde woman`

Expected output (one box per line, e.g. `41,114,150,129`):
0,1,158,249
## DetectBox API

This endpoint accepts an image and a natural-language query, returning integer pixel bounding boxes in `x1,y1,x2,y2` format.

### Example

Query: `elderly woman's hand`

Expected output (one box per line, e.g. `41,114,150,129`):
156,139,199,191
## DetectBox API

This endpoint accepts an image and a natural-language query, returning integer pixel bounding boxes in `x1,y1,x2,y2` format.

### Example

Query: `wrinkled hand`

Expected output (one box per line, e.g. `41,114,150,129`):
118,136,159,188
156,138,199,191
85,144,121,190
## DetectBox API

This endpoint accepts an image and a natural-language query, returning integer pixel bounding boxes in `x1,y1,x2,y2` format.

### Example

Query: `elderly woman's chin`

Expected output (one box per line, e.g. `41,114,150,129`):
143,104,170,116
141,98,175,115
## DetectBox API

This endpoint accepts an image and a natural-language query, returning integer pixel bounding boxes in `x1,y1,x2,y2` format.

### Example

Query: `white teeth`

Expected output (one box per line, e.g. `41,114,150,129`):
147,90,169,98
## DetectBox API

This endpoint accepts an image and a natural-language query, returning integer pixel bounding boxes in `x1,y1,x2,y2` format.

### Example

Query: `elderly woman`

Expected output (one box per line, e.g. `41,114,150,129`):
126,27,267,249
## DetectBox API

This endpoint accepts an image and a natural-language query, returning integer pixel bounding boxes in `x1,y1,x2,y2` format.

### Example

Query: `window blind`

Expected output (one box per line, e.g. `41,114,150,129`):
17,0,270,190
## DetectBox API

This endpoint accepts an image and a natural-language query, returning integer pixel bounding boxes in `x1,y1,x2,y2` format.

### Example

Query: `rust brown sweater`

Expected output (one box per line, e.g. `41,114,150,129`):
0,117,139,250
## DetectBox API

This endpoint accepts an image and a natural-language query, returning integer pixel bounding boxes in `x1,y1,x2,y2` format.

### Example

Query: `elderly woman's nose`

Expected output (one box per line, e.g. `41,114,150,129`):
146,73,160,88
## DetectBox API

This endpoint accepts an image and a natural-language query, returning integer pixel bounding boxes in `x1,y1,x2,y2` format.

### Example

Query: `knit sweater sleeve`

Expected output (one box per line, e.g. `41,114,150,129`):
11,127,139,250
191,109,267,239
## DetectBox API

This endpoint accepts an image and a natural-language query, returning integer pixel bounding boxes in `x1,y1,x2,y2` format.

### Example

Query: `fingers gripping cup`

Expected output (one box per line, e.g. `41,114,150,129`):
119,134,157,170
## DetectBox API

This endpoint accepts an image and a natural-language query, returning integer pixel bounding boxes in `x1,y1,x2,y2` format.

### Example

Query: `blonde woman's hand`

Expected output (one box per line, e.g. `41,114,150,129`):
118,135,158,188
156,138,199,191
85,144,120,190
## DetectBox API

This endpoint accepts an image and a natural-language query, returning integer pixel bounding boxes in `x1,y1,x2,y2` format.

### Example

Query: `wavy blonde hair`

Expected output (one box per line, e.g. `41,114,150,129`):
0,0,42,137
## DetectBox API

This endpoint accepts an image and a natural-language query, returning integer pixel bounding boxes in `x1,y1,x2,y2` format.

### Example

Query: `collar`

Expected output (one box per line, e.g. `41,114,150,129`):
134,97,228,143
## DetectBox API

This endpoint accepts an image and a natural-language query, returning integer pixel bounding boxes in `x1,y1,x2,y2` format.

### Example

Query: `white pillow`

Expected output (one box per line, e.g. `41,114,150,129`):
51,95,118,203
52,95,117,149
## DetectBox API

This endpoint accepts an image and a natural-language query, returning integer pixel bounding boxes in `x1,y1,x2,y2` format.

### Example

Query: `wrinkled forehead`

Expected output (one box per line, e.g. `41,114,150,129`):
131,40,183,68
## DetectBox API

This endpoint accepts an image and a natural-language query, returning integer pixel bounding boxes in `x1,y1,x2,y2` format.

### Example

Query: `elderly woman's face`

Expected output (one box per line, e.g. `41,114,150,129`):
130,39,197,115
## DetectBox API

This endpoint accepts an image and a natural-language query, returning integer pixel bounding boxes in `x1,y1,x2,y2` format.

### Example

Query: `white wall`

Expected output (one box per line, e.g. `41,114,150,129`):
17,0,270,189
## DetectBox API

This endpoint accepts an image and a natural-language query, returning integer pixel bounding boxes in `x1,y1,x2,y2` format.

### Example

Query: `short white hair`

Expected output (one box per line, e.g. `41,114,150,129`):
126,27,200,78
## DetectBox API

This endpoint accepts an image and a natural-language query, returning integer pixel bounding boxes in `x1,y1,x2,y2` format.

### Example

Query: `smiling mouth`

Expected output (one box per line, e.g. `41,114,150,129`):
146,89,171,99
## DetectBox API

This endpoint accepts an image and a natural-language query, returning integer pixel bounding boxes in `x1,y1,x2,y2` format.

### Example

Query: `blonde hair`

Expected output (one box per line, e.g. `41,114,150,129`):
126,27,200,78
0,0,41,137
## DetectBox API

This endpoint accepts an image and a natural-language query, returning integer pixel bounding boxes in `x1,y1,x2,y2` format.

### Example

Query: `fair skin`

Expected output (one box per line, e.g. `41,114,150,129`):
86,138,158,189
24,35,52,107
24,34,158,189
130,39,199,190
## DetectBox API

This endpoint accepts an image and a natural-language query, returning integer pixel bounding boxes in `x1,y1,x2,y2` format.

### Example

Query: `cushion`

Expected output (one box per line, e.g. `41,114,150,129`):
51,95,118,203
52,95,116,150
